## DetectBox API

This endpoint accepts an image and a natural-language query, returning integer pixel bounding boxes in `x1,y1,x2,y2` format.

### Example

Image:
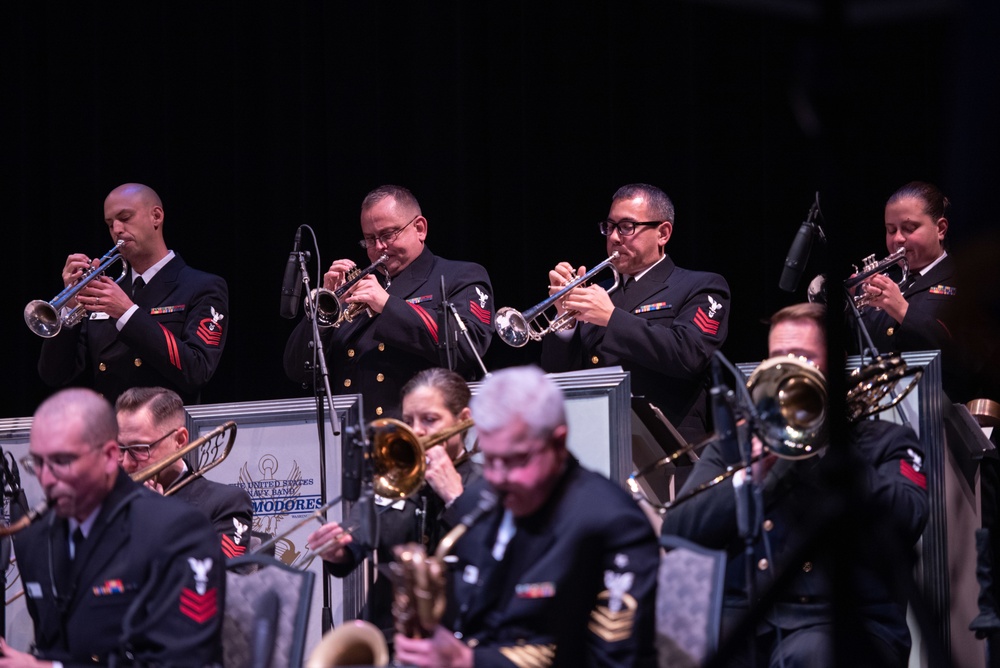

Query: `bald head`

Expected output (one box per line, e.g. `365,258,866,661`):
34,388,118,449
104,182,168,272
105,183,162,209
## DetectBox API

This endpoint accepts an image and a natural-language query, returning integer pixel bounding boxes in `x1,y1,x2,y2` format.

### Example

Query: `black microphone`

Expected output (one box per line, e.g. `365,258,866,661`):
709,355,739,463
341,426,363,503
778,220,816,293
250,590,280,668
280,227,303,319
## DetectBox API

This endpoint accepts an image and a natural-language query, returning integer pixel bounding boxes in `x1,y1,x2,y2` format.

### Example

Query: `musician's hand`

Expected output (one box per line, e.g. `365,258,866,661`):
78,275,133,319
345,274,389,314
0,636,45,667
307,522,353,564
323,259,357,292
424,445,463,505
865,273,908,323
143,478,166,495
394,627,472,668
561,284,615,327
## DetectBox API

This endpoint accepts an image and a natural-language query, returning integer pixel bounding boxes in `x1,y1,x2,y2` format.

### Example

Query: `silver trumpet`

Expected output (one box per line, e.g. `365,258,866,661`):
844,247,908,312
495,251,620,348
305,253,390,328
24,241,128,338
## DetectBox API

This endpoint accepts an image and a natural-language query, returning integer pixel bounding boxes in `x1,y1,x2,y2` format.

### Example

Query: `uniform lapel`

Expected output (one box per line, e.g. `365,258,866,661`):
385,246,435,300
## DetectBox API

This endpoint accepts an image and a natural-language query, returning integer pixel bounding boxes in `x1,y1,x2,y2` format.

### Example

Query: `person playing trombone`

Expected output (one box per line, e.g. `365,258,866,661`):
36,183,229,405
307,368,479,642
542,183,731,444
115,386,253,560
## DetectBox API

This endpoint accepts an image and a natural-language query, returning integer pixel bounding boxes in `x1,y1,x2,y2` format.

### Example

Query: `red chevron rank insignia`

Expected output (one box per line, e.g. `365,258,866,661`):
693,307,720,336
222,534,247,559
900,459,927,490
180,587,218,623
196,306,225,347
470,300,491,325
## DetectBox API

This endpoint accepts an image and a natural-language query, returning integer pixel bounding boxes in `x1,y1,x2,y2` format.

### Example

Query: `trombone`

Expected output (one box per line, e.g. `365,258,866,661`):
131,421,238,496
254,418,475,558
495,252,620,347
305,253,391,328
24,240,128,338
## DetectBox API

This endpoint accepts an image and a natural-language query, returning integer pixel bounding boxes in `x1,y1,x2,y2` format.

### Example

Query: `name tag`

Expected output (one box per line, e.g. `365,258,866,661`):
89,312,111,321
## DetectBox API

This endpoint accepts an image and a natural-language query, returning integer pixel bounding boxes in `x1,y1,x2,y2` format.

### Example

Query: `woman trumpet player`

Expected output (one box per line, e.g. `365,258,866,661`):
307,368,479,642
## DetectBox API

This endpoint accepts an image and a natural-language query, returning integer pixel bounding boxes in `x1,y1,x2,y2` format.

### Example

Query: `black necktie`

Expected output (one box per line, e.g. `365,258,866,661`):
622,276,635,292
132,276,145,298
71,527,85,560
898,272,920,294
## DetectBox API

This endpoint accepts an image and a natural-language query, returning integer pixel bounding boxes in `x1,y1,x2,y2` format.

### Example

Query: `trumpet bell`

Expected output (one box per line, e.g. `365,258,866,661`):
749,355,827,459
24,300,62,338
495,307,531,348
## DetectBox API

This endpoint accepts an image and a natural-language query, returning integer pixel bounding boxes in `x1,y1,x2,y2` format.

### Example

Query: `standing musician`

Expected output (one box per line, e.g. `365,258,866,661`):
542,183,731,443
116,386,253,560
283,185,494,421
661,304,929,667
2,388,224,667
394,366,659,668
37,183,229,405
307,368,479,641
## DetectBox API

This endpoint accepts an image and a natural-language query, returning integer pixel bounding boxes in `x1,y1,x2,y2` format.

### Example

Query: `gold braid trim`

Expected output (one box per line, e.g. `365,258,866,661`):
588,591,638,643
498,643,556,668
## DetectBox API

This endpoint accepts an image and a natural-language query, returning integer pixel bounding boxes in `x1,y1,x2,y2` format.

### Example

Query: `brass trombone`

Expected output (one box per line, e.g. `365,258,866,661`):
131,421,238,496
305,253,391,328
253,418,476,558
24,240,128,338
495,252,621,347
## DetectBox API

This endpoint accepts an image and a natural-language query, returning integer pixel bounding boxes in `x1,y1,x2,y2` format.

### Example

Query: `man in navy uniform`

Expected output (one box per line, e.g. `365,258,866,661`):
116,386,253,560
542,183,730,443
5,388,224,666
284,184,493,421
38,183,229,405
394,366,659,667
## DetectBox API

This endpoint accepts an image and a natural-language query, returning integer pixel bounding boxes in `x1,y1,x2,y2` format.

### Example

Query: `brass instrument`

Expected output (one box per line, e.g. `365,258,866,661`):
628,354,920,511
0,499,54,538
305,620,389,667
305,253,390,328
254,418,476,558
844,247,908,312
495,252,620,347
24,241,128,338
131,421,237,496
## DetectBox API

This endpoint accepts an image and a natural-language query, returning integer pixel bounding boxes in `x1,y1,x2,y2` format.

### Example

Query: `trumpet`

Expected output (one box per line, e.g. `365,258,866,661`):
495,252,621,348
24,241,128,338
254,418,476,558
844,247,908,312
305,253,391,328
131,421,237,495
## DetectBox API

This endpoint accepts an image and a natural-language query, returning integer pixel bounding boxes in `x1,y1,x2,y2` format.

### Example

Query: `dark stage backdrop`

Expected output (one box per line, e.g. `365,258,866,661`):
3,1,996,418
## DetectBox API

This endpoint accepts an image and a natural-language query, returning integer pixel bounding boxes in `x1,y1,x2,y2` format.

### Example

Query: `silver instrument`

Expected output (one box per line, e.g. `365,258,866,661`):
495,251,620,347
24,241,128,337
305,253,390,328
844,247,908,312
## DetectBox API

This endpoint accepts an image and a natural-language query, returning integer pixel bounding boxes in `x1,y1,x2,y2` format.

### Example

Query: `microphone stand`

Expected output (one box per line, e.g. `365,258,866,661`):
298,250,342,634
438,277,490,377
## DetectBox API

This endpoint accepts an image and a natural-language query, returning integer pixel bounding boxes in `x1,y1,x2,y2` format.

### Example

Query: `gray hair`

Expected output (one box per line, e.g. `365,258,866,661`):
612,183,675,223
470,366,565,438
34,388,117,449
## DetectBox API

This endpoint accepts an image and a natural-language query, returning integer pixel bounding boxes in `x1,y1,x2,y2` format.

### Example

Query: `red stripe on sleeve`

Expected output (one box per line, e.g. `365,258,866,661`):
900,460,927,490
408,303,439,344
159,324,182,369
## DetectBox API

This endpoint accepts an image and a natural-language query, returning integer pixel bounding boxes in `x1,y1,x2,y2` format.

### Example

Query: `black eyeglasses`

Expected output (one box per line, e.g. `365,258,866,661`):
358,215,419,249
598,219,663,237
21,448,101,478
117,428,180,463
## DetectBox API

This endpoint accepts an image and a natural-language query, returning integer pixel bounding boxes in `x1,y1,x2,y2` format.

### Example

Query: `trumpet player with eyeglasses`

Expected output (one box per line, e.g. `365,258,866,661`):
35,183,229,406
306,368,480,645
540,183,731,443
115,386,253,560
660,304,929,667
283,185,494,422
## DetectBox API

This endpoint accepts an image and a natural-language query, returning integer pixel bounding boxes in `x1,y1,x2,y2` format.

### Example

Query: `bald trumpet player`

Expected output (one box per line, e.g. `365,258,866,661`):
116,386,253,560
307,368,480,644
283,185,494,422
541,183,731,444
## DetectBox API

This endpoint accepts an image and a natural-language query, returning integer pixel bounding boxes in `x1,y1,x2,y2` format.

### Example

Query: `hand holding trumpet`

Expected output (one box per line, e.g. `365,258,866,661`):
306,521,355,564
548,261,615,327
60,252,134,319
861,272,909,323
321,257,390,315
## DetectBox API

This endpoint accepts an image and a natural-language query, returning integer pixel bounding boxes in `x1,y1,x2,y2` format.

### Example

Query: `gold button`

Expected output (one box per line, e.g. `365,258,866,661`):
802,561,813,573
376,407,383,416
590,356,600,365
376,373,385,382
343,379,352,388
378,342,385,352
763,519,774,532
757,558,769,571
467,639,479,648
98,363,107,372
347,348,355,358
886,327,895,336
133,358,142,367
91,655,100,663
